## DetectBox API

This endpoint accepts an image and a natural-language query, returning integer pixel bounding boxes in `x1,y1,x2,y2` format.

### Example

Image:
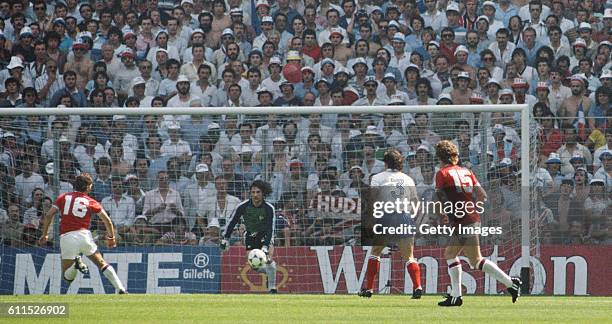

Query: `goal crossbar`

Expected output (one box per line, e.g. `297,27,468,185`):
2,104,527,116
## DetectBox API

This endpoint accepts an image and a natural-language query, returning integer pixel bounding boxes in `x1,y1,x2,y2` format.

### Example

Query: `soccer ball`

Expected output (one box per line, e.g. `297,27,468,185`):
247,249,267,270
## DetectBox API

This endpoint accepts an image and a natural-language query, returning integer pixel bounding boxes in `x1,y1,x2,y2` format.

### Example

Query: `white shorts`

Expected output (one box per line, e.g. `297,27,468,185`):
60,230,98,260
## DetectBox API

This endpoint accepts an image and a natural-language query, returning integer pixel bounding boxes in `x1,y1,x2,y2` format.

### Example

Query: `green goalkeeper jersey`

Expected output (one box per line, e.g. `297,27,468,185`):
223,199,276,246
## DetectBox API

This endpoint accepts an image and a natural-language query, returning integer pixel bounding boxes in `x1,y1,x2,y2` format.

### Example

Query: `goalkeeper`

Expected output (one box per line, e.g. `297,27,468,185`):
221,180,278,293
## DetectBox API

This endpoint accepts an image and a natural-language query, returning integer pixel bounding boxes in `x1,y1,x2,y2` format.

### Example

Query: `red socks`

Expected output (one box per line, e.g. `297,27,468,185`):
364,257,380,291
364,258,421,291
407,261,422,289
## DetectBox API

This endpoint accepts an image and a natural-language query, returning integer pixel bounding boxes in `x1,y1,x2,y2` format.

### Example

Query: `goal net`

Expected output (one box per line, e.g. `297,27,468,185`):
0,105,541,295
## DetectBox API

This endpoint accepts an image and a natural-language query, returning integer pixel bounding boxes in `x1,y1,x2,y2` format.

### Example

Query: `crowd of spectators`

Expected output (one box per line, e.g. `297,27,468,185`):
0,0,610,248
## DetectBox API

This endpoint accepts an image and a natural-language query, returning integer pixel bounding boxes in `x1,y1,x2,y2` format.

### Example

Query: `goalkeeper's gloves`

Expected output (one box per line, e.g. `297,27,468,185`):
220,239,229,252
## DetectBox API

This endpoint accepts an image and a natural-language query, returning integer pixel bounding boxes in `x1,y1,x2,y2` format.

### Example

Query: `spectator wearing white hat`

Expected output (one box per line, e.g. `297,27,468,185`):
543,153,564,191
274,79,302,106
129,76,154,107
0,56,33,93
42,162,74,202
199,219,222,247
378,72,410,105
294,66,317,100
453,45,476,78
252,15,274,50
260,56,283,99
145,30,180,71
444,2,467,43
167,75,197,109
389,32,411,74
481,1,505,38
577,22,597,55
353,76,387,106
473,15,493,51
485,78,502,104
161,122,192,163
567,37,587,69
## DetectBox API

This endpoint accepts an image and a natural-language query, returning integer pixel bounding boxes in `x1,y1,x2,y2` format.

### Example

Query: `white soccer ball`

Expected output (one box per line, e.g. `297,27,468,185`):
247,249,267,270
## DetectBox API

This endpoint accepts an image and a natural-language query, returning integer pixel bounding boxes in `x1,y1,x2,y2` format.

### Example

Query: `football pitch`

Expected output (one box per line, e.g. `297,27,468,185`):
2,294,611,323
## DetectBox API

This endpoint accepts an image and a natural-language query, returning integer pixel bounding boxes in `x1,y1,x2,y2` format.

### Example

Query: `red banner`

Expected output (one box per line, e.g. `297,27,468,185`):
220,245,612,296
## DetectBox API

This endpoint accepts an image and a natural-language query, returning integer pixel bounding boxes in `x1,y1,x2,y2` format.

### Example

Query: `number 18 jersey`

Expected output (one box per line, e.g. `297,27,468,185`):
435,165,481,225
55,192,102,235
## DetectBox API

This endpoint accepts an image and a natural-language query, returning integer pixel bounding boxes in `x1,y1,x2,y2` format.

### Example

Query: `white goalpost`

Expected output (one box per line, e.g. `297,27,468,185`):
0,104,536,295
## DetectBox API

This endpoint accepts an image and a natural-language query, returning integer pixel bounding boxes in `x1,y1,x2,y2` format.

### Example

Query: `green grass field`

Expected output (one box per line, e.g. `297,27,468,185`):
2,294,611,323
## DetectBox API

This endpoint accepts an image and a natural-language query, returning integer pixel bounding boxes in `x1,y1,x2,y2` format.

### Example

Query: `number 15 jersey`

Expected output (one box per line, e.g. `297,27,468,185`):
435,165,481,225
55,192,102,235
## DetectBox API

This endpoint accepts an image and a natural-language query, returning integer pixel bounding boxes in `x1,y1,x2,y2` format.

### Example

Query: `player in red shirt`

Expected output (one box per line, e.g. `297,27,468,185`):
434,140,520,306
38,173,127,294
